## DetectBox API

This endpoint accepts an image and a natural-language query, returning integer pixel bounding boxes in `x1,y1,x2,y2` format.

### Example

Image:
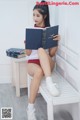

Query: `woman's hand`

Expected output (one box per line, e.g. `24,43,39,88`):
24,40,32,56
52,34,61,41
25,49,32,56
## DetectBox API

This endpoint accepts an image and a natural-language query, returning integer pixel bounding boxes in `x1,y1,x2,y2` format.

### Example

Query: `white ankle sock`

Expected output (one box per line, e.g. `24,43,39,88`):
46,76,53,85
28,103,34,110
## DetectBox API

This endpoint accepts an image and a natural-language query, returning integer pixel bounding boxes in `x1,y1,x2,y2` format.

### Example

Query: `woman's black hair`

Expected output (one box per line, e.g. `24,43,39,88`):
33,0,50,27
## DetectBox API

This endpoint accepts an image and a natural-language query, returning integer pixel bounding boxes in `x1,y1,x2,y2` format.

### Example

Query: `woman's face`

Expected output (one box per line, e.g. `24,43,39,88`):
33,9,45,26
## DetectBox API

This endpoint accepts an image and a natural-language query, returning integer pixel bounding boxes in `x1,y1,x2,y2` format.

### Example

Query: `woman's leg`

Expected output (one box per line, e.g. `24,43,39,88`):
27,63,44,120
27,63,44,103
38,48,55,76
38,48,60,96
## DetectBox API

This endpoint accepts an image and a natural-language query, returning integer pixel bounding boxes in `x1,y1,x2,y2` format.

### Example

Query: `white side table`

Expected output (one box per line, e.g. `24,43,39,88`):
11,57,28,97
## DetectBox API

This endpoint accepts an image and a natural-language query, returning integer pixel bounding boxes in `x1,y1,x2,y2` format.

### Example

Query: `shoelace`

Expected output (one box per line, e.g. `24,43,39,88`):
53,83,59,89
48,82,59,89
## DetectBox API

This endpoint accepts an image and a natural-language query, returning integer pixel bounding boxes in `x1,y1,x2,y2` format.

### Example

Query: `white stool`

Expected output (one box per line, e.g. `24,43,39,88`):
27,74,32,98
27,71,80,120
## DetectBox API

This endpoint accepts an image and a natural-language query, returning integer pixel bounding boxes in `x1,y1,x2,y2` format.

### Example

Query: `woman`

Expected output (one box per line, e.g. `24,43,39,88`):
26,1,60,120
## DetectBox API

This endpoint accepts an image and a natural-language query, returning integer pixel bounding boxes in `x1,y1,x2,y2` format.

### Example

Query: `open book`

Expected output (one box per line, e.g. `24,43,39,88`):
25,25,59,49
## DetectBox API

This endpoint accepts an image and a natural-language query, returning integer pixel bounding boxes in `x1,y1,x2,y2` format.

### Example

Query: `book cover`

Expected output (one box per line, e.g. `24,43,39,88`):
6,53,26,58
25,25,59,49
6,48,26,58
6,48,25,55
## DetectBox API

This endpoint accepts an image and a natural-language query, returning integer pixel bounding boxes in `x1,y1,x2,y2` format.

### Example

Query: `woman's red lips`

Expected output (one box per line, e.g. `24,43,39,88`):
35,21,38,22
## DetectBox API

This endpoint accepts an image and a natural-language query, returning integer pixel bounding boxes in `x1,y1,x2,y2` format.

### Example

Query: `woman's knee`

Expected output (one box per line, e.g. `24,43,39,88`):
35,68,44,78
38,48,44,54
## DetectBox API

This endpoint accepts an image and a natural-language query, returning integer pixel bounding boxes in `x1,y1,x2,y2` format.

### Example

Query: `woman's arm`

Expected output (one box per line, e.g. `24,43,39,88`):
49,34,60,57
49,46,58,57
24,40,32,56
25,49,32,56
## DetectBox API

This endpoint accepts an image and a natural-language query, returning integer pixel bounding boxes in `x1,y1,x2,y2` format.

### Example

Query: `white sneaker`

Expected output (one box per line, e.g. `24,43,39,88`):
26,108,37,120
46,82,60,97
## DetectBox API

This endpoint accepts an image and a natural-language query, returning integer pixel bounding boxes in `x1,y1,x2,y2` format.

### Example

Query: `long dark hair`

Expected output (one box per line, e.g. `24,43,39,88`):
33,0,50,27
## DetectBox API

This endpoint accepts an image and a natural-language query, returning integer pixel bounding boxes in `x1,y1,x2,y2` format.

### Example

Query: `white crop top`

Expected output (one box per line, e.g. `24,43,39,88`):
26,49,49,60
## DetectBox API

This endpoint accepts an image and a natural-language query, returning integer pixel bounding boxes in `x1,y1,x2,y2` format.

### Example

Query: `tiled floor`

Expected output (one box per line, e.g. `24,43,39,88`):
0,84,73,120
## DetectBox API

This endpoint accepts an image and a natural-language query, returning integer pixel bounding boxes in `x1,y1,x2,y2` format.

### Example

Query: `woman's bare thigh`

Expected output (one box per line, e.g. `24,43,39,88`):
27,54,55,76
